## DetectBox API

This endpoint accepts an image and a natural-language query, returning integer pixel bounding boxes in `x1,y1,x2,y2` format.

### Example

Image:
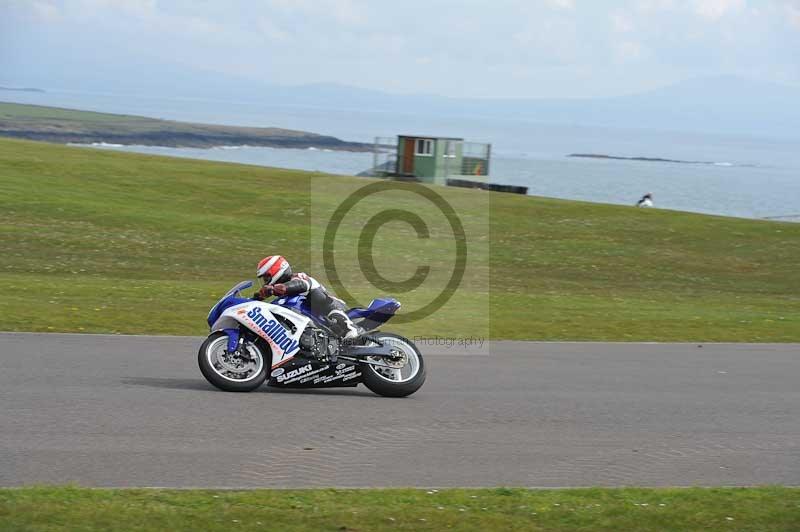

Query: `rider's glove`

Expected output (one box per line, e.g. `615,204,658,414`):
257,285,274,299
272,283,288,297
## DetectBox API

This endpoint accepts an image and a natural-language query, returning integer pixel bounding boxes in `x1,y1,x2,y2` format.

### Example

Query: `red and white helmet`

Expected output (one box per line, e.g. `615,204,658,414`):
256,255,292,285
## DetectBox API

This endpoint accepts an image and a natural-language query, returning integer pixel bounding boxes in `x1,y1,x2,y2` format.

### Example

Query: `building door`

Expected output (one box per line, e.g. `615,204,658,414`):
402,138,415,174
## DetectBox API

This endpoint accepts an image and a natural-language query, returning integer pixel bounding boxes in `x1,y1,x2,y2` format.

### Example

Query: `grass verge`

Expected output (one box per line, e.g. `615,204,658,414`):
1,487,799,531
1,137,799,340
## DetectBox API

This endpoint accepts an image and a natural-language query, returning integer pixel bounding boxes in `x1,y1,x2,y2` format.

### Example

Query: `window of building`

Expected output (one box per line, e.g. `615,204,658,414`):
415,138,433,156
444,140,457,158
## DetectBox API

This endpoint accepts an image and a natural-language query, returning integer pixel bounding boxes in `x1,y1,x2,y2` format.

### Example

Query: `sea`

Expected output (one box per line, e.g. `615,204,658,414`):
4,89,799,220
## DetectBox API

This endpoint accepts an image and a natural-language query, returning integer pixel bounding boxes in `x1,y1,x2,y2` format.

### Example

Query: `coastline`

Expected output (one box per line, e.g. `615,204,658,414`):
0,129,372,151
568,153,743,166
0,101,372,152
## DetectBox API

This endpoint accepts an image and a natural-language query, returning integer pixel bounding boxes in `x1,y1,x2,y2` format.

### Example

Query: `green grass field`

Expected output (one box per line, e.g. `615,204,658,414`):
1,137,799,340
2,487,799,531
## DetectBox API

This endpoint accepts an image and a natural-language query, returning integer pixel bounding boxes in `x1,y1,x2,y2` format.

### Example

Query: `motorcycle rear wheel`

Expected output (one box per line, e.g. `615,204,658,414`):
198,332,268,392
361,333,426,397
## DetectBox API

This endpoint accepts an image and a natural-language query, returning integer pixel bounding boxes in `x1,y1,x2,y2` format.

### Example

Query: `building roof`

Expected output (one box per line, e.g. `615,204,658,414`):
398,135,465,141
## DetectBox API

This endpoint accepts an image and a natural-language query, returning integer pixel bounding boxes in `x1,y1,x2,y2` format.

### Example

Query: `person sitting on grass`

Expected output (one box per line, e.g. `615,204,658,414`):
636,193,654,207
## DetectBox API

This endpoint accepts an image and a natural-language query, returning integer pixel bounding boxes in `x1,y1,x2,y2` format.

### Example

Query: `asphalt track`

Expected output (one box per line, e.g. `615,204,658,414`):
1,332,798,488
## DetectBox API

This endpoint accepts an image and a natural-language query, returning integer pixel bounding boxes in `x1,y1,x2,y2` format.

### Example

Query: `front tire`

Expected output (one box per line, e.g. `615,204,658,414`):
361,333,426,397
198,332,269,392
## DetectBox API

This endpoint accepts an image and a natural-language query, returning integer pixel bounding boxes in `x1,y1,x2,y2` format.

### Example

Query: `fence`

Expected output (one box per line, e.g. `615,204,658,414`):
369,136,398,177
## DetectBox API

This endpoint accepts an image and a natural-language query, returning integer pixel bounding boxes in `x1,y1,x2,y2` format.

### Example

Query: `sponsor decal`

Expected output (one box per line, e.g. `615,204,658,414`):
276,363,313,383
315,373,343,384
246,306,300,356
335,363,347,370
270,368,285,377
343,371,361,382
313,367,361,385
297,365,333,383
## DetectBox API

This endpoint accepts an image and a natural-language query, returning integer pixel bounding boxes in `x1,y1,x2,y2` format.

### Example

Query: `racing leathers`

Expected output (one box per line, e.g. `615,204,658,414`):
254,272,359,339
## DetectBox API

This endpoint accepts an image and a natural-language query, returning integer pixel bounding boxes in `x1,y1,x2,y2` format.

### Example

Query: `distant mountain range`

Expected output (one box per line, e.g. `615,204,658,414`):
0,86,45,93
3,71,798,138
247,76,799,139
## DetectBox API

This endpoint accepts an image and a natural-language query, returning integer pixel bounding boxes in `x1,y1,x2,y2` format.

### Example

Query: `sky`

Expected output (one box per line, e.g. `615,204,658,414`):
2,0,800,99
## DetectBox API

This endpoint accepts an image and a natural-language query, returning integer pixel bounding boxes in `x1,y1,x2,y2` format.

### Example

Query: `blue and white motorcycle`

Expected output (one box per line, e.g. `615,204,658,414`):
199,281,426,397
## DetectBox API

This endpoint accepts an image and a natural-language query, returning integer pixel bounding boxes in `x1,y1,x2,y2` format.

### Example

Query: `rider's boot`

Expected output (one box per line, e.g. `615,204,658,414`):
327,309,359,340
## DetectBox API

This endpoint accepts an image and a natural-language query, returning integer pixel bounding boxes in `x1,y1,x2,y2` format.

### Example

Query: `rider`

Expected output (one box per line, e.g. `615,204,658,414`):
252,255,359,339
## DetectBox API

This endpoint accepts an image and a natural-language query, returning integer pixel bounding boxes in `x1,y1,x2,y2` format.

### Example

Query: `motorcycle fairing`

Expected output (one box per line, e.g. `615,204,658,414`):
207,280,253,328
347,298,401,331
273,295,324,326
212,301,311,369
274,295,400,332
267,354,361,388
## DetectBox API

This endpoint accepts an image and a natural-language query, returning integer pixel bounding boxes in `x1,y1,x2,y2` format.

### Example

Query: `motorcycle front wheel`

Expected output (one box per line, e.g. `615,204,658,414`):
198,332,268,392
361,333,426,397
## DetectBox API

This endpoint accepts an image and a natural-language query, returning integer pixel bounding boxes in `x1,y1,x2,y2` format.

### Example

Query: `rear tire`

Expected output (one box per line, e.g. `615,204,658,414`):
198,332,269,392
361,333,426,398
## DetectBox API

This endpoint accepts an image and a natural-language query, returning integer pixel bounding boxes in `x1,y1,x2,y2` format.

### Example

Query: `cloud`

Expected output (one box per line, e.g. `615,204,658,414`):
615,40,645,61
79,0,157,17
266,0,368,26
545,0,575,9
635,0,677,14
783,1,800,28
29,1,60,21
611,11,636,32
3,0,800,98
692,0,746,20
255,17,291,43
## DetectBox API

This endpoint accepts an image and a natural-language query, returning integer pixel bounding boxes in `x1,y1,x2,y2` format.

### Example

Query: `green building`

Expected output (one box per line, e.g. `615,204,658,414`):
364,135,526,194
393,135,490,185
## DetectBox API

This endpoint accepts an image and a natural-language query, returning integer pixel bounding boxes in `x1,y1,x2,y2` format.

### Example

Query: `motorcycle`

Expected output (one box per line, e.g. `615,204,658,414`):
198,281,426,397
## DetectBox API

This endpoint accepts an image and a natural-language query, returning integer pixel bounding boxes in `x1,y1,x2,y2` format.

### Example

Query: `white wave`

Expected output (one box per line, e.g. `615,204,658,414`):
713,162,734,167
215,144,259,150
90,142,124,148
306,147,318,151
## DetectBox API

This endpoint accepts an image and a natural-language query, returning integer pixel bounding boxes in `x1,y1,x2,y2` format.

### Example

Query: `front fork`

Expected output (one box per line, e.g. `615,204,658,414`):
223,327,241,353
222,327,268,367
